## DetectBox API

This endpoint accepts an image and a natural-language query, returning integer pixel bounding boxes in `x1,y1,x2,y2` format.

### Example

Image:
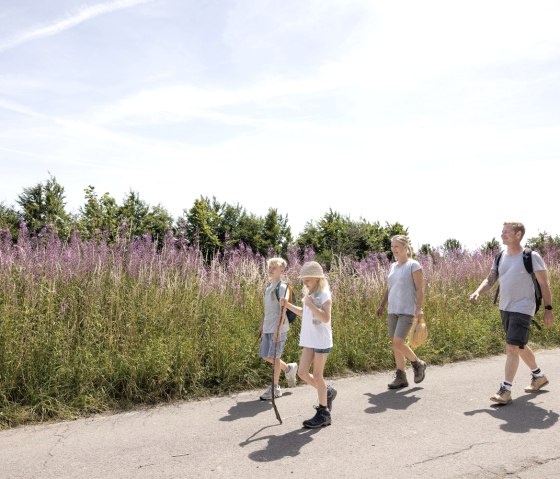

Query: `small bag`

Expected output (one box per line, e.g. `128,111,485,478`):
408,316,428,348
274,281,298,323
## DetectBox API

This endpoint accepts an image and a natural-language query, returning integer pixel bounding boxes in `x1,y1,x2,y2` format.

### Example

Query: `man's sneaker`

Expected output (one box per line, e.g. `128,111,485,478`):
260,385,282,401
490,384,512,404
412,360,427,384
327,385,337,411
524,374,549,393
285,363,298,388
387,369,408,389
302,406,331,429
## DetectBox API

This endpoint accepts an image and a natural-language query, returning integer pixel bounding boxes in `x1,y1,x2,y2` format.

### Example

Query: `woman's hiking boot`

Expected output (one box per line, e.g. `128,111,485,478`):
387,369,408,389
412,359,427,384
303,406,331,429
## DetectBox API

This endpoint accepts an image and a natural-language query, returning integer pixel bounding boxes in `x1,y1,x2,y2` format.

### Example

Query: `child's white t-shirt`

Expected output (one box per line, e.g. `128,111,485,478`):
299,290,333,349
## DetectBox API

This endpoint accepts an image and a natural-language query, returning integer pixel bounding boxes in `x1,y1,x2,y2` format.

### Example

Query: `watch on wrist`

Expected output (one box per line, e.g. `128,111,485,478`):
545,305,553,311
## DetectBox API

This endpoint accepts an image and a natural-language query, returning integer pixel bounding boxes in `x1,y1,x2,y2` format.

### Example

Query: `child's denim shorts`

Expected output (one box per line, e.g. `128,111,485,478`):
260,332,288,359
314,347,331,353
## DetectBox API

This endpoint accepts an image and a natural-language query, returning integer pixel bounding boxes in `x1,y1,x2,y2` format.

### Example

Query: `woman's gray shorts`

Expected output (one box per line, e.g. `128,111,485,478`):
387,314,415,339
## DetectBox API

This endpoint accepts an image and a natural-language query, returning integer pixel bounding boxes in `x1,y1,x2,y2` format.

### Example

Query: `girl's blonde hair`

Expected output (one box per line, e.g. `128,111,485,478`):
391,235,413,258
302,277,331,297
266,257,287,269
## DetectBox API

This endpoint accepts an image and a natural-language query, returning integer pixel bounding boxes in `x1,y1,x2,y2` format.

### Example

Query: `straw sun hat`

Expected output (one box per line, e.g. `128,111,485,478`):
299,261,325,278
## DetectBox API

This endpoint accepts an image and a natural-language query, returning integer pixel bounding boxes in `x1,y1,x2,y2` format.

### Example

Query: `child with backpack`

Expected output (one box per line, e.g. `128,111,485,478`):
258,257,298,401
470,222,554,404
281,261,337,429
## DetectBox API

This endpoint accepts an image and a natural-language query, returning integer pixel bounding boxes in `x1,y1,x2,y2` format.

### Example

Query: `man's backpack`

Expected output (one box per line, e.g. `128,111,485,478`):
274,281,298,323
493,248,543,316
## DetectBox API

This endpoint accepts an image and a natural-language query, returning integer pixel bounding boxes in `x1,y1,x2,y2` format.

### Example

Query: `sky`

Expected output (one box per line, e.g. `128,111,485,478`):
1,0,560,250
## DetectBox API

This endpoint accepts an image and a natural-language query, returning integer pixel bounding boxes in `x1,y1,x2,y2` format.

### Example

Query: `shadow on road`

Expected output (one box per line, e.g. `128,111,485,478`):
364,387,423,414
464,393,559,433
240,424,320,462
220,393,293,422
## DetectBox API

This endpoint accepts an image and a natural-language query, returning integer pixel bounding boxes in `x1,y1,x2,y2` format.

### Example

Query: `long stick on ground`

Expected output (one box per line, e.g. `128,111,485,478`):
271,284,288,424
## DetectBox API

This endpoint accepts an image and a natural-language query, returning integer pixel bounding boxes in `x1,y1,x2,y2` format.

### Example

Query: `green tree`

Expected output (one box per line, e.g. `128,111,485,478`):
525,231,560,252
0,202,20,239
262,208,292,255
297,210,408,264
297,210,352,265
78,188,173,245
117,191,173,245
181,198,292,257
482,237,501,253
78,186,120,240
17,175,72,238
419,243,434,256
183,197,222,256
443,238,462,252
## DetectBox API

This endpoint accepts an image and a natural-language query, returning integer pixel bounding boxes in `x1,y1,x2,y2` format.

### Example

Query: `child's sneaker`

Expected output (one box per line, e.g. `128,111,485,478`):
490,384,512,404
302,406,331,429
327,385,337,411
260,385,282,401
524,374,549,393
285,363,298,387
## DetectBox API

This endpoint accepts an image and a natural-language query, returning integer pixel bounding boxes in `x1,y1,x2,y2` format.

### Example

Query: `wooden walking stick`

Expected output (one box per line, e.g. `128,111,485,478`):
271,284,289,424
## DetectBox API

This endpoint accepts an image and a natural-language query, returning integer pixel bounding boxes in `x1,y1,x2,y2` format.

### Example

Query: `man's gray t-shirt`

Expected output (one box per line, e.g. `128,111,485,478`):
388,259,422,316
492,250,546,317
263,281,289,334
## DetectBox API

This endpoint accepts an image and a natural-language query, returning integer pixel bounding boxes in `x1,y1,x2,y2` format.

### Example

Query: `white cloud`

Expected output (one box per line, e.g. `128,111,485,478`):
0,0,155,53
2,0,560,248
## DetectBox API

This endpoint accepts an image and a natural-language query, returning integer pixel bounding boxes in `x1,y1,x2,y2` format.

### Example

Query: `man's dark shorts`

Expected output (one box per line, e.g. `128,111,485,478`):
500,310,532,349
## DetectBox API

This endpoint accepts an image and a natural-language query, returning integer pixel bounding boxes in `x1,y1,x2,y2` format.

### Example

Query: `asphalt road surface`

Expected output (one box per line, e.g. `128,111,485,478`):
1,348,559,479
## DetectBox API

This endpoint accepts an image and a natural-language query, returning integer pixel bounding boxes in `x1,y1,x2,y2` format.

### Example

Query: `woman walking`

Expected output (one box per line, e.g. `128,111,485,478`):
376,235,427,388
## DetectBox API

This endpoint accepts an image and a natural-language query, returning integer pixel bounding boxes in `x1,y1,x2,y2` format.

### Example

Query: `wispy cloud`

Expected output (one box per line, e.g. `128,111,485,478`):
0,97,51,119
0,0,154,53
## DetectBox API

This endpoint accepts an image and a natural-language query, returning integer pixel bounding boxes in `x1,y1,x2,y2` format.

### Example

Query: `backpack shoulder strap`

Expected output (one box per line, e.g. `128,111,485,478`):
274,281,290,302
492,251,504,305
493,251,504,275
522,248,534,274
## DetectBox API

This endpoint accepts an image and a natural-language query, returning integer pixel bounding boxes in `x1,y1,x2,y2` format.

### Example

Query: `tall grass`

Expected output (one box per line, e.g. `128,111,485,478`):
0,226,559,428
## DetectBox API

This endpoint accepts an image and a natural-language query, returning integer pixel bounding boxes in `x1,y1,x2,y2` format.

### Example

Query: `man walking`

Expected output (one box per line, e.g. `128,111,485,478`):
470,222,554,404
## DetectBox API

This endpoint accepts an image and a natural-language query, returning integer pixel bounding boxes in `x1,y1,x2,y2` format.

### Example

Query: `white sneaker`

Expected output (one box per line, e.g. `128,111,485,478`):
260,385,282,401
285,363,298,388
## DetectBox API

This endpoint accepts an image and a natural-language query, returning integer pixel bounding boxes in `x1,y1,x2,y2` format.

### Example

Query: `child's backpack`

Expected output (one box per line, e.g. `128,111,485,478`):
493,248,543,317
274,281,298,323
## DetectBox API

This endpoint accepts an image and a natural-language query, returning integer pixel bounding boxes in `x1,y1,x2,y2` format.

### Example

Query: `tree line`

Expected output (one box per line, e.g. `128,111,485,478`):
1,176,557,262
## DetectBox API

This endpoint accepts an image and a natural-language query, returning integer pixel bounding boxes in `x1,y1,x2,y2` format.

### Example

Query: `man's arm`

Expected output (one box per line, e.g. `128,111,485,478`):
535,269,554,327
412,268,424,317
469,270,498,302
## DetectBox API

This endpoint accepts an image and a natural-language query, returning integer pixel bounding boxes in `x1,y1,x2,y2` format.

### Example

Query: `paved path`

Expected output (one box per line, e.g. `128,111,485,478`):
1,349,560,479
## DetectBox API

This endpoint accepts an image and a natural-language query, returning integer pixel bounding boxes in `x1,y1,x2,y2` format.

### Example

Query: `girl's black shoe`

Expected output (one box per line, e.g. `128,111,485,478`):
303,406,331,429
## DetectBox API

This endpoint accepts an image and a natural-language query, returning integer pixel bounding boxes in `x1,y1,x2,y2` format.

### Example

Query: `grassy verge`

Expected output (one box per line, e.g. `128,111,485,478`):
1,237,558,428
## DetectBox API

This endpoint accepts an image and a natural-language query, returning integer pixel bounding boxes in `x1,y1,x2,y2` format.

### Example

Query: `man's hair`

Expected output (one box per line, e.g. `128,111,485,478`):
266,257,287,269
503,221,526,239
